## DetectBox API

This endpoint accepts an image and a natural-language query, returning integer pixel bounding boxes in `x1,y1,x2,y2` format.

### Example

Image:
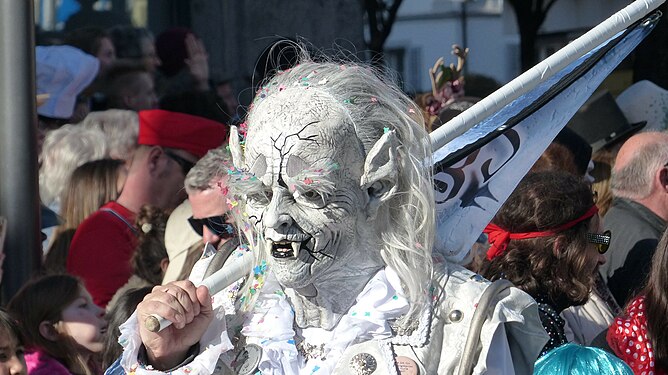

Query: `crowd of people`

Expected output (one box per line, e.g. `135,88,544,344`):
0,18,666,375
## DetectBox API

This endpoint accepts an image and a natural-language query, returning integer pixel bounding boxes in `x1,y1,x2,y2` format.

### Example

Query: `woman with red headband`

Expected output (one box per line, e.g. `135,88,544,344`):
477,171,610,358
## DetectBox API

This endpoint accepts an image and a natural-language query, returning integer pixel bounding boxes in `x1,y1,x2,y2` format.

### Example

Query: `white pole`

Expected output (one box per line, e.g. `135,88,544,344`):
429,0,665,150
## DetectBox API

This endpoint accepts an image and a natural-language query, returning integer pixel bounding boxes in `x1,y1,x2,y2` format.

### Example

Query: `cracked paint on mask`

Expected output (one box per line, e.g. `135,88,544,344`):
241,88,376,290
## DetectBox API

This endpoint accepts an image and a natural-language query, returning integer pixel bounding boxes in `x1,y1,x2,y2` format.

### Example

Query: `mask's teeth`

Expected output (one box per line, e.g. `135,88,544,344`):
291,241,300,255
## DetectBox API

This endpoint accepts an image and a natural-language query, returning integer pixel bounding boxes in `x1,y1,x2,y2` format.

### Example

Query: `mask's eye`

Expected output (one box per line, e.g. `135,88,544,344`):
294,189,327,208
247,189,272,207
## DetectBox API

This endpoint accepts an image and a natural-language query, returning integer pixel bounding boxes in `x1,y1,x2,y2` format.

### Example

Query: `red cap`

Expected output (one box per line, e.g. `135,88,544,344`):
138,109,227,158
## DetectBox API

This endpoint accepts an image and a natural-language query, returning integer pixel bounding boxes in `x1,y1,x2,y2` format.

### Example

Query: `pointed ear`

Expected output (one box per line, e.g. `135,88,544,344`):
361,130,399,219
229,126,245,169
39,321,59,342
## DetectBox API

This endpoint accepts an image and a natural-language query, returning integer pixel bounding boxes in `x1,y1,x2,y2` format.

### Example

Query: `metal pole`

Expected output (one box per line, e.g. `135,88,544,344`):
0,1,40,301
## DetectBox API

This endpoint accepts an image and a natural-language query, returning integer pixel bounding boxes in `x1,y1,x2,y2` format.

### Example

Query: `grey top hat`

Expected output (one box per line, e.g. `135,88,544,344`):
567,91,646,151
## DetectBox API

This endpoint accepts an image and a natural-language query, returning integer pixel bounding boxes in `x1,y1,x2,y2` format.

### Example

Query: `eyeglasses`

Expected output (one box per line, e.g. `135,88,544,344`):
188,215,235,239
586,230,611,254
164,150,195,176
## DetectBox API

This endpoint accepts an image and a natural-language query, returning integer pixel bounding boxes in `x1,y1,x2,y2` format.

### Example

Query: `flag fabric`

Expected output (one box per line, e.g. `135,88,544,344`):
432,15,660,264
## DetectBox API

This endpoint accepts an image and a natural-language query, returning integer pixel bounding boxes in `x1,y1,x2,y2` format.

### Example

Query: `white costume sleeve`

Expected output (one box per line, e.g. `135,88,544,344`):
117,248,237,374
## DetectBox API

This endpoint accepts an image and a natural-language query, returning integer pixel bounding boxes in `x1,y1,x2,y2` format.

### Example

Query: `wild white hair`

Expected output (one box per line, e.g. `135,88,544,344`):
39,124,108,208
80,109,139,162
232,52,435,327
612,137,668,200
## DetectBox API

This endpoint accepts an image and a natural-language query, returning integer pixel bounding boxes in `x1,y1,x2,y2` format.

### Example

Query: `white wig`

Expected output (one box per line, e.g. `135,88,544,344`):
233,52,435,326
80,109,139,162
39,124,108,209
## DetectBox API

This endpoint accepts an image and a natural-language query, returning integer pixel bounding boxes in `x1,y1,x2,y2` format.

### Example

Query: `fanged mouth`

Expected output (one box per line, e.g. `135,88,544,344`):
270,238,311,259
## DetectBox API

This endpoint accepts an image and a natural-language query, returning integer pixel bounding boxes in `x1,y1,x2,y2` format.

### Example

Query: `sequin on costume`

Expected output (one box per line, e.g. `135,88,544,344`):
607,296,668,375
537,301,568,357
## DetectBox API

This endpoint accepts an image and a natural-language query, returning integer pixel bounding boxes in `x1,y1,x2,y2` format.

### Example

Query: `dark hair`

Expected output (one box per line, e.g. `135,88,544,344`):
529,142,580,176
159,90,230,125
7,275,95,374
64,27,110,56
478,171,597,311
155,27,191,77
638,228,668,369
104,63,150,109
0,308,23,346
133,206,168,285
101,287,151,369
108,26,152,60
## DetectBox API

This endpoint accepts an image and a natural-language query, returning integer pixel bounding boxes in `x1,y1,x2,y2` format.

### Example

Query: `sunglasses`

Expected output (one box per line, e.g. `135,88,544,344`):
188,215,235,238
586,230,611,254
164,150,195,175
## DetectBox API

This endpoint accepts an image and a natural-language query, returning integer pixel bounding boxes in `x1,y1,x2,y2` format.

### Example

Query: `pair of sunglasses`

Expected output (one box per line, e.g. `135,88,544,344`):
188,215,235,238
586,230,611,254
165,150,195,176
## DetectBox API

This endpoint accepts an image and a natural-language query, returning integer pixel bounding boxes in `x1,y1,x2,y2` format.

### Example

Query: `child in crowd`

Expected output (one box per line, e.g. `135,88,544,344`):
8,275,107,375
102,287,151,370
0,309,26,375
607,227,668,375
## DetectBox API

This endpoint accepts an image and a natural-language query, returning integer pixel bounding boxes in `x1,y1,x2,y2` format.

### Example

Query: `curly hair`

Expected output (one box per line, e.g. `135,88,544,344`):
132,205,169,285
478,171,597,311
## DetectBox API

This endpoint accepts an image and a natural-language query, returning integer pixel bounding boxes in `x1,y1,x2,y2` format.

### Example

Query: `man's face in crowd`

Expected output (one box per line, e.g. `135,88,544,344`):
125,72,157,111
189,181,232,248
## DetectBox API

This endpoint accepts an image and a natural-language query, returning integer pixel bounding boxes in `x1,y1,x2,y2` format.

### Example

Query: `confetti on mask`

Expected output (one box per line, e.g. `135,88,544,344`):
343,96,358,104
383,127,390,134
371,97,378,103
318,78,327,85
408,108,416,114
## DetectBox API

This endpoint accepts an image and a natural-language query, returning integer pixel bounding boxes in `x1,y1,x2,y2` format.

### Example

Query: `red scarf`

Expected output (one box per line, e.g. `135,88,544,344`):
483,205,598,260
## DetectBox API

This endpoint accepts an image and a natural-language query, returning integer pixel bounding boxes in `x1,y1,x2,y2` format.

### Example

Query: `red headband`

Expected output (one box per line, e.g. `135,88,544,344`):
483,205,599,260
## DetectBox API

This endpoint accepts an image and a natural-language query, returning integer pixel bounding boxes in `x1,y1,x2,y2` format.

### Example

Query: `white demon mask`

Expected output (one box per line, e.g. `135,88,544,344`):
228,62,434,330
243,88,394,289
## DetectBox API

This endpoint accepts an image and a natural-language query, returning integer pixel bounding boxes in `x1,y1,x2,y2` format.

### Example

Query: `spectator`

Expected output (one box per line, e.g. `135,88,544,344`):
43,159,126,275
607,227,668,374
35,45,99,143
591,148,615,217
161,200,202,284
479,171,608,357
175,146,240,285
66,110,227,308
79,109,139,163
155,28,210,96
104,65,158,112
0,309,27,375
534,343,632,375
106,206,169,312
39,125,108,213
528,128,618,346
64,27,116,76
602,132,668,305
108,26,160,74
101,287,151,370
8,275,106,375
39,125,107,250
